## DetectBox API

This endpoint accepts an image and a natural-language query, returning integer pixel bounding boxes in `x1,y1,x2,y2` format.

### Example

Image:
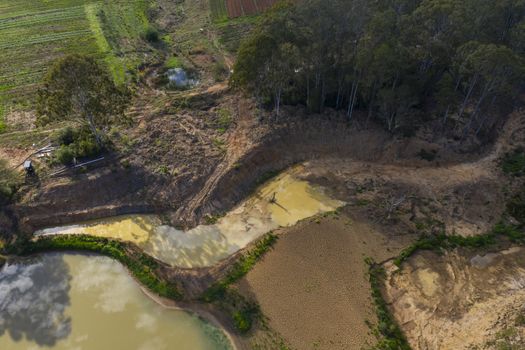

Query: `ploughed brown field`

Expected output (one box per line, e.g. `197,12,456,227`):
226,0,279,18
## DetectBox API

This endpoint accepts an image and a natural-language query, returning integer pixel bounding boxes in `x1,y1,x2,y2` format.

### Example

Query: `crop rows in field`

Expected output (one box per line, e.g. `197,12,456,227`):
0,1,102,105
210,0,278,20
0,6,86,30
0,30,93,50
225,0,278,18
0,0,150,110
210,0,229,22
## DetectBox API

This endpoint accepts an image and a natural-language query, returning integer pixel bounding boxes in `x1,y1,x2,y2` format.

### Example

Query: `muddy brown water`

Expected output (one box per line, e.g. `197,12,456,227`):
35,166,343,268
0,253,232,350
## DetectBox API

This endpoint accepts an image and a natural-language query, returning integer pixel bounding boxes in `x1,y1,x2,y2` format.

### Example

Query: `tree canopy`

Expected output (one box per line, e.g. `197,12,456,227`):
37,54,129,146
232,0,525,136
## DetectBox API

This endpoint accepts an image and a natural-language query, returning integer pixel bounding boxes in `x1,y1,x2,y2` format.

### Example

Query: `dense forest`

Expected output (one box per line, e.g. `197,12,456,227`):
232,0,525,136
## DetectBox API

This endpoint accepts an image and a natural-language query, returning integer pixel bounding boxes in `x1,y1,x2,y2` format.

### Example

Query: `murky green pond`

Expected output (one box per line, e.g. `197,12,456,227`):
0,253,232,350
35,166,343,268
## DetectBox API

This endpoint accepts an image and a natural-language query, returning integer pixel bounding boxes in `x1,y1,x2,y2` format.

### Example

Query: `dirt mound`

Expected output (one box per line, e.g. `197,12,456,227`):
384,247,525,350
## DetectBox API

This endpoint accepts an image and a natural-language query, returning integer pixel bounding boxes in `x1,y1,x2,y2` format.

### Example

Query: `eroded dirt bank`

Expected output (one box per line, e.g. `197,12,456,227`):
12,101,522,234
384,247,525,350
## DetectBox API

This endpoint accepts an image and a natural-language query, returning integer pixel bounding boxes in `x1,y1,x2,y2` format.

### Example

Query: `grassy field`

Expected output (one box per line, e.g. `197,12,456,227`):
0,0,151,128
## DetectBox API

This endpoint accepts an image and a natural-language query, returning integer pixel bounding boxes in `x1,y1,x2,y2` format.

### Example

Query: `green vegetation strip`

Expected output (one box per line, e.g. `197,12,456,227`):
366,261,411,350
203,233,278,302
9,235,182,300
364,225,524,350
394,223,525,267
202,233,278,333
367,189,525,350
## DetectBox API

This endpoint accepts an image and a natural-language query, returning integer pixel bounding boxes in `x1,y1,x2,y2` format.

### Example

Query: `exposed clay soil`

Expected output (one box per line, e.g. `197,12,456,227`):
384,246,525,350
8,92,523,235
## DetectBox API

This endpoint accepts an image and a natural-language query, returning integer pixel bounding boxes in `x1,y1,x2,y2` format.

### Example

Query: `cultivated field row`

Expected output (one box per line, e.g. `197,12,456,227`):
211,0,278,20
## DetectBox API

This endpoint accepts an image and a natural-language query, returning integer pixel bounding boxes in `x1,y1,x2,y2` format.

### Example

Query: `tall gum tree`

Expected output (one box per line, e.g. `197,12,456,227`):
37,54,129,147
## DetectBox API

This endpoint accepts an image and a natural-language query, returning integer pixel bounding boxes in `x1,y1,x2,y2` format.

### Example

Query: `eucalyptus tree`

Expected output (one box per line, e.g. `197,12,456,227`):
37,54,129,147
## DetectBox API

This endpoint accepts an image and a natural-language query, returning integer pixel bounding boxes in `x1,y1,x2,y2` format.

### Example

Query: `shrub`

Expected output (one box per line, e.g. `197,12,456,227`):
76,139,99,158
507,191,525,225
57,127,76,145
0,104,6,133
0,159,19,205
417,149,437,162
367,262,411,350
394,233,496,267
232,303,260,333
515,311,525,326
55,145,75,165
212,61,229,82
202,233,278,302
502,149,525,176
53,127,102,165
144,27,160,43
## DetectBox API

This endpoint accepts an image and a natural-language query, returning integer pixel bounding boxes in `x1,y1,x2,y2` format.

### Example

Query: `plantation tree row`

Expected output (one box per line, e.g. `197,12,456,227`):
232,0,525,135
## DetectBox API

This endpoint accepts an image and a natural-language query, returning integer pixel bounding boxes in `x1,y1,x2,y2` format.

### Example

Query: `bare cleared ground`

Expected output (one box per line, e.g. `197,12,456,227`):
238,210,416,350
384,247,525,350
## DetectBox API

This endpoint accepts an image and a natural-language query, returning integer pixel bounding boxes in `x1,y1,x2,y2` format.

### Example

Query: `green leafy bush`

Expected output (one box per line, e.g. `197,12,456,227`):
502,149,525,176
53,127,102,165
232,304,260,334
144,27,159,43
57,127,76,145
0,159,19,205
0,103,6,133
507,191,525,225
212,61,229,82
394,233,496,267
55,145,75,165
367,263,411,350
202,233,278,302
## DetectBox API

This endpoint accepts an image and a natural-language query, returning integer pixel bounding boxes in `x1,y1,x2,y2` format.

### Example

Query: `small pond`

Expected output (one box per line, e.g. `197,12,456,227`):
0,253,232,350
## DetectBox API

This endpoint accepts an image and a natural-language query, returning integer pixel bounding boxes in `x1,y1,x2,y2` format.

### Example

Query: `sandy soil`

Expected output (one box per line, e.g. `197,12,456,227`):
384,247,525,350
238,211,416,350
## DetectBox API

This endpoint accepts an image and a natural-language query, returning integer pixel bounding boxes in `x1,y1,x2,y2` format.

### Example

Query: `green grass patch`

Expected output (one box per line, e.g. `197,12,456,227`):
200,233,277,333
9,235,182,300
165,56,183,69
502,149,525,176
394,223,525,268
202,233,278,302
0,104,6,133
216,108,232,133
366,261,411,350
